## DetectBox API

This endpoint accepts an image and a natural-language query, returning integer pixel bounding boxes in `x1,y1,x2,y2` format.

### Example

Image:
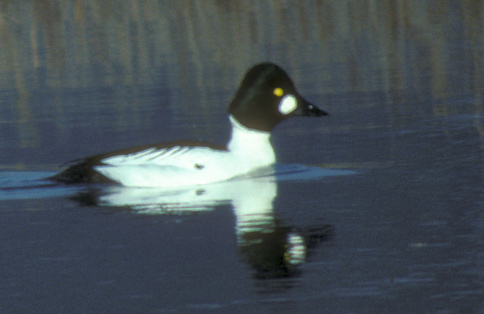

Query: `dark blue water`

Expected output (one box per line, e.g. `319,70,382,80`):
1,2,484,313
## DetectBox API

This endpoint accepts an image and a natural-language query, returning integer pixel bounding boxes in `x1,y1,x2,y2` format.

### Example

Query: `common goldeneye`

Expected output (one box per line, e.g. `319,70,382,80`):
51,63,328,187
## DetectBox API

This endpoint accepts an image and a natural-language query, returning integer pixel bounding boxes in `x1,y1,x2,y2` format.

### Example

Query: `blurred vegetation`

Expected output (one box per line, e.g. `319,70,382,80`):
0,0,482,164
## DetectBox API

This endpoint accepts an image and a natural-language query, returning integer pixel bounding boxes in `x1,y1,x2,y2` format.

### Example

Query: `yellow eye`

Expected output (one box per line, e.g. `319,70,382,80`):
273,87,284,97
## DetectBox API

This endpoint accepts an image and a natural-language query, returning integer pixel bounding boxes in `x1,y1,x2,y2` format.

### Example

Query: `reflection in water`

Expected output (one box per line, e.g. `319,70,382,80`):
72,165,340,283
239,220,332,280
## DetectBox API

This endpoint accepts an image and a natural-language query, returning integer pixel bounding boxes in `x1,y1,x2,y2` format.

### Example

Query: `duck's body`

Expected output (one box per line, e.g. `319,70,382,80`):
51,63,328,187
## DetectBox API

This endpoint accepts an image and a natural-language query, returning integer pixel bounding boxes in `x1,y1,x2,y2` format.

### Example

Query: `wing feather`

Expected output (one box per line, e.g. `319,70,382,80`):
50,140,226,184
101,146,196,166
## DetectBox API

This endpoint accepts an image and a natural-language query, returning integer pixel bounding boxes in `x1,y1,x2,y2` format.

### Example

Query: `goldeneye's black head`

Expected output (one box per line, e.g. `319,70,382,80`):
228,63,328,132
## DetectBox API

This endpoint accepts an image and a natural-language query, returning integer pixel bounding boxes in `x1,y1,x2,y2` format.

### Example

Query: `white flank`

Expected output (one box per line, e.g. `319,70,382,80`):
94,115,276,187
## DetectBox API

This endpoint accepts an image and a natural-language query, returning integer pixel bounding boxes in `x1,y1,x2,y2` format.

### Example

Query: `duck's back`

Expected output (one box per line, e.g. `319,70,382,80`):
50,140,226,184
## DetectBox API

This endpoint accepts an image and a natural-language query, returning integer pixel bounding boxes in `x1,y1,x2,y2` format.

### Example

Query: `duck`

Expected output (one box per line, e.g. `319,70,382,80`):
50,62,328,187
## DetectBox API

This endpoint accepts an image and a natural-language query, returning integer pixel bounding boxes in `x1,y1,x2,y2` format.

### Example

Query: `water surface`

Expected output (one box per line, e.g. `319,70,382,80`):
1,1,483,313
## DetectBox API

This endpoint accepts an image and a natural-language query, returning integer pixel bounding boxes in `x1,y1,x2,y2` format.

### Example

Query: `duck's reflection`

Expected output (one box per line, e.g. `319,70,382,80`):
239,219,333,279
72,165,341,281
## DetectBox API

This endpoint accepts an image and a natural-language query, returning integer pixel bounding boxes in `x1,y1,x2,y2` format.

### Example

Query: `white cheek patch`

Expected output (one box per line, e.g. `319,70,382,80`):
278,94,297,115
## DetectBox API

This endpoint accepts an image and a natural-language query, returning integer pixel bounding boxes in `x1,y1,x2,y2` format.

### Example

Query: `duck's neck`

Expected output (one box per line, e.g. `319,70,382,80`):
227,115,276,164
